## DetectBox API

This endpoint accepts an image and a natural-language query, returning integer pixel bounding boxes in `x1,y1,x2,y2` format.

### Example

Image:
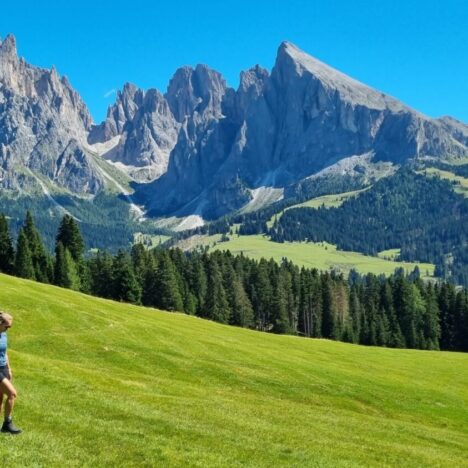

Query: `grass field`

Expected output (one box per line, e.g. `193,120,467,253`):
133,232,172,247
377,248,401,261
0,273,467,466
420,167,468,197
207,235,435,278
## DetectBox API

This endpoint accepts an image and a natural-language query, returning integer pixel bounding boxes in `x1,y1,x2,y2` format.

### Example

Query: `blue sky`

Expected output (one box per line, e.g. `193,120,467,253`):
2,0,467,123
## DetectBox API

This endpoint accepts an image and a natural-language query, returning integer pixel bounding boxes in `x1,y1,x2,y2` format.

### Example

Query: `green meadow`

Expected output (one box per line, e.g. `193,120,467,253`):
208,235,434,278
1,273,465,466
420,167,468,197
267,188,370,228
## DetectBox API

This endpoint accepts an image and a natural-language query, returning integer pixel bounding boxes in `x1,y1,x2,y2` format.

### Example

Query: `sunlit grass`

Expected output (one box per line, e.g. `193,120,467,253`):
0,273,466,466
209,235,434,278
267,187,370,228
419,168,468,197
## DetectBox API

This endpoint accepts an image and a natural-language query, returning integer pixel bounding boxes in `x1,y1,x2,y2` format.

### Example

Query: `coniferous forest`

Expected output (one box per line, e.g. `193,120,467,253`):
1,211,467,352
269,170,468,285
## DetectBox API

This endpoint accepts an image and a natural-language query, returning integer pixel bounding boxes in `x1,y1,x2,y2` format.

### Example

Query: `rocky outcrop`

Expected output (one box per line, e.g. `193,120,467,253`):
90,86,179,181
137,41,468,219
0,34,104,195
2,35,467,221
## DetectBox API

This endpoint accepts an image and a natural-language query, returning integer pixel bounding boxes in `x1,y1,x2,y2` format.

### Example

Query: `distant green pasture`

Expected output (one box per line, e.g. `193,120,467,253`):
420,167,468,197
209,235,434,278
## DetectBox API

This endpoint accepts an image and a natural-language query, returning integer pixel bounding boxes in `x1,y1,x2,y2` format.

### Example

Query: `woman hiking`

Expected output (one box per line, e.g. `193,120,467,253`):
0,312,22,434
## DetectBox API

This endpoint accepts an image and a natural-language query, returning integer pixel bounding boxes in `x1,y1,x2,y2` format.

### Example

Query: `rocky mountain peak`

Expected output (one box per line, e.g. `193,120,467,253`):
274,41,404,112
0,35,102,195
165,64,228,122
0,34,17,60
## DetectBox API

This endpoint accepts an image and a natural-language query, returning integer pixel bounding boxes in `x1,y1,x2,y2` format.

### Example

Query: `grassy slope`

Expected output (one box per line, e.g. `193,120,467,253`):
419,168,468,197
2,274,466,466
266,188,370,229
207,235,435,278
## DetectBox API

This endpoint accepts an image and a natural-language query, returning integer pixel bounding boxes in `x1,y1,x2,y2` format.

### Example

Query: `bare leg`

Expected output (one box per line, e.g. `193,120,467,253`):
0,392,4,415
0,378,17,420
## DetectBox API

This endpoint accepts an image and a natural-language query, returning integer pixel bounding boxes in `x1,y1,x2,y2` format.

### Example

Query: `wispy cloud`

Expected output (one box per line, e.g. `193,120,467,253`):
103,88,117,98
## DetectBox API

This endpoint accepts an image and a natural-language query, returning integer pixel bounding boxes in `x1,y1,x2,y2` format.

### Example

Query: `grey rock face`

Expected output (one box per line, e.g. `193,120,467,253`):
89,83,144,143
137,41,468,219
0,34,104,195
3,35,467,221
89,83,180,182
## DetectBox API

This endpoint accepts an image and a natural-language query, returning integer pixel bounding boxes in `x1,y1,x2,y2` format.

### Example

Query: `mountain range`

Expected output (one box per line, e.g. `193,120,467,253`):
1,34,467,226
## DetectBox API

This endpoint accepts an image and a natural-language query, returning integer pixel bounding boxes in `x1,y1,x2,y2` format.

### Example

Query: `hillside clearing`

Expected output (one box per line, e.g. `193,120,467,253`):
190,234,435,278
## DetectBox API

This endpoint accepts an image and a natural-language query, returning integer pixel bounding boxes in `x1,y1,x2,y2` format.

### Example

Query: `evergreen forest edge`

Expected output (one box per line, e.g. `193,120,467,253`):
1,210,467,353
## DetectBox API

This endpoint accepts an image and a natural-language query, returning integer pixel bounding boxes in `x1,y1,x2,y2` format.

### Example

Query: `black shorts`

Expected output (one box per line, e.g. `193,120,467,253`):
0,366,10,381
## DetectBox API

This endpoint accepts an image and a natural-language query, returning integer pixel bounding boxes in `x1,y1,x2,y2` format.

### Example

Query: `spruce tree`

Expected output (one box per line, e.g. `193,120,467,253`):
0,214,14,274
321,274,336,339
89,250,114,298
250,259,273,330
422,283,441,350
271,267,292,334
112,250,142,304
205,256,230,323
229,277,254,327
56,215,85,263
152,251,183,311
14,230,35,279
54,242,81,290
22,211,52,283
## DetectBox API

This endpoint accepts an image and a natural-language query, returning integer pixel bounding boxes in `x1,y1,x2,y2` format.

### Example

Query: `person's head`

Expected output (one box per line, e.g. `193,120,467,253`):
0,312,13,332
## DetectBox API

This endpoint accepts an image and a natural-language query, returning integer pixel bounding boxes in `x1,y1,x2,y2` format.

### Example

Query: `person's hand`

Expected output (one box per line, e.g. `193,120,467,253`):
6,367,12,381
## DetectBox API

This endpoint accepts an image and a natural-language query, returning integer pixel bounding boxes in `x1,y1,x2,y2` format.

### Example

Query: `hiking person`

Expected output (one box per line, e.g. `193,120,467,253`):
0,311,22,434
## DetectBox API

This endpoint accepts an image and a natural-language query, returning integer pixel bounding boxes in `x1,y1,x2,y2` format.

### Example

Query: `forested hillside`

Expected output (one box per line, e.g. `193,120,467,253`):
270,170,468,285
1,211,467,352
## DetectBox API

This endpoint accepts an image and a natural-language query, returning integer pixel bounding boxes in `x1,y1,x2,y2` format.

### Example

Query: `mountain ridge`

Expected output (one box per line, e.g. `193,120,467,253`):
1,34,468,223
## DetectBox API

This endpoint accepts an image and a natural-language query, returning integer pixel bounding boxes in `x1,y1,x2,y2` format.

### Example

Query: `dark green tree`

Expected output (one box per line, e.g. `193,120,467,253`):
0,214,14,274
14,230,35,279
89,250,114,298
112,250,142,304
205,256,230,323
54,242,81,290
56,215,85,263
22,211,52,283
151,251,183,311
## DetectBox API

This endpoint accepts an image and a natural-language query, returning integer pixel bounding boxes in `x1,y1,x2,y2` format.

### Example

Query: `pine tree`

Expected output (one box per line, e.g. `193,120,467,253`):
271,267,291,334
421,283,440,350
56,215,85,263
151,251,183,311
438,282,457,350
89,250,114,298
54,242,81,290
0,214,14,274
229,277,254,327
321,274,336,339
205,256,230,323
347,286,361,343
250,259,273,330
22,211,52,283
14,230,35,279
112,250,142,304
380,282,404,348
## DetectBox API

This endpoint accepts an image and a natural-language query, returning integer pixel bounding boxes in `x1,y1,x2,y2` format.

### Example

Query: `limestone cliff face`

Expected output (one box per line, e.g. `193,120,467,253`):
0,34,104,194
2,35,467,220
137,42,468,218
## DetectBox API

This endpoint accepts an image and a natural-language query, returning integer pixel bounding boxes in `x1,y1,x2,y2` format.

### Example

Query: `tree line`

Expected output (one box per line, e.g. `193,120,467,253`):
1,211,467,352
269,170,468,286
